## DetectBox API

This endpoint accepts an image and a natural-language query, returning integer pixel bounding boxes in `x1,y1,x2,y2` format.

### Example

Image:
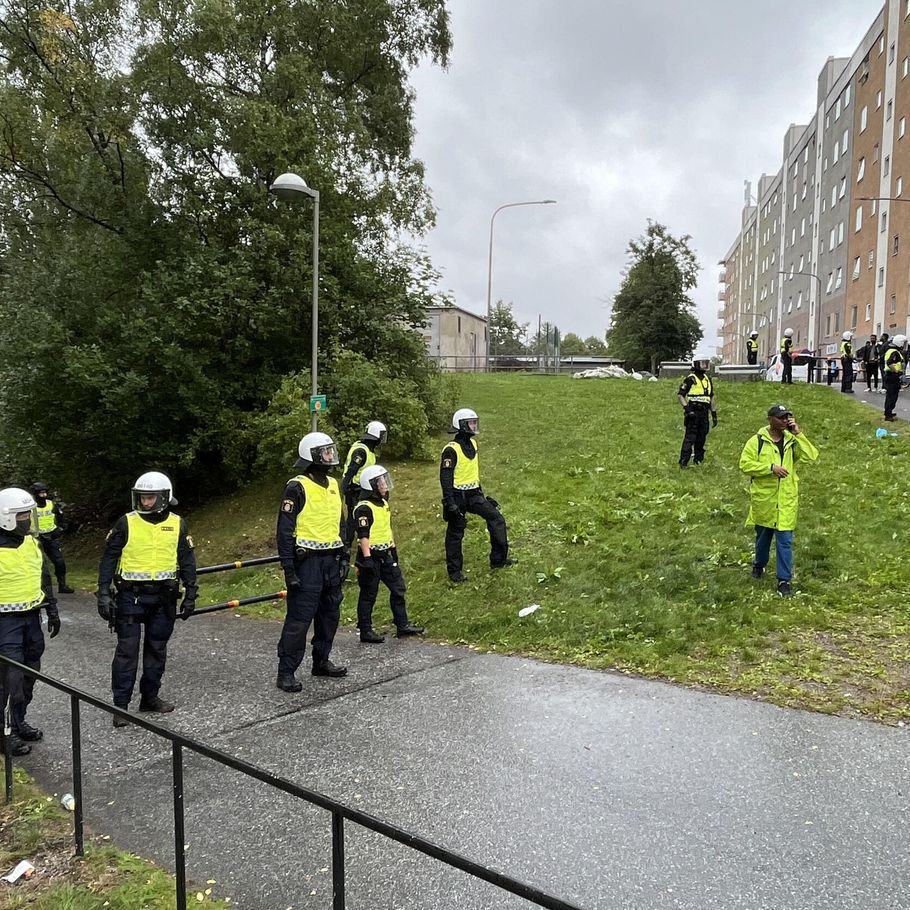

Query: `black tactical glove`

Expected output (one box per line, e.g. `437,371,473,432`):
179,593,196,620
45,606,60,639
712,411,718,428
283,566,302,592
96,591,113,622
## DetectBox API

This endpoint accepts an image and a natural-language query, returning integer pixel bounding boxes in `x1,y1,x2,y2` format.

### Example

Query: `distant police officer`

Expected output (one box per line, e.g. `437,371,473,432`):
340,421,387,555
0,488,60,754
353,465,424,643
31,482,74,593
883,334,907,421
677,359,718,469
440,408,513,583
840,331,855,393
746,332,759,365
780,328,795,384
276,433,347,691
97,473,197,725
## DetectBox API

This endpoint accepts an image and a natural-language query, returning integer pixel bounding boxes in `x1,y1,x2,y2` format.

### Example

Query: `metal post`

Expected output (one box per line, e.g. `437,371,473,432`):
311,194,320,432
3,665,12,803
332,810,345,909
70,695,84,856
173,743,187,910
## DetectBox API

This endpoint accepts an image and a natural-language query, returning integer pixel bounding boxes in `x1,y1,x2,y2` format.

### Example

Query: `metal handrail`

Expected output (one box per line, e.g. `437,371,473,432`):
0,657,587,910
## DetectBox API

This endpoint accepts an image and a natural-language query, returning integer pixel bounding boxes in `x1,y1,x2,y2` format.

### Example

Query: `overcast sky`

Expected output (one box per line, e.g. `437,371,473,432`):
409,0,882,355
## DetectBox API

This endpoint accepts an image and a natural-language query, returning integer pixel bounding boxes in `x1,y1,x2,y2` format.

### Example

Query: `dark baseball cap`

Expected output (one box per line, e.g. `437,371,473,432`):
767,404,792,418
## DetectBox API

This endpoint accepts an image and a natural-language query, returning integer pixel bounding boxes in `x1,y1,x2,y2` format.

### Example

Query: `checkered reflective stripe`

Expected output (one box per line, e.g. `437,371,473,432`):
121,570,178,580
0,598,43,613
371,541,394,551
295,538,343,550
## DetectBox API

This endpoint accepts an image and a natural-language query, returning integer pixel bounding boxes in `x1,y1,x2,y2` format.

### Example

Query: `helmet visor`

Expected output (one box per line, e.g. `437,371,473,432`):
458,417,479,434
15,508,38,536
369,471,393,496
312,443,339,466
132,490,169,514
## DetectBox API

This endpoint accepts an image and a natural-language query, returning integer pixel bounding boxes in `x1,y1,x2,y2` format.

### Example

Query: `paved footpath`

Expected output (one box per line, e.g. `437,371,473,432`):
16,595,910,910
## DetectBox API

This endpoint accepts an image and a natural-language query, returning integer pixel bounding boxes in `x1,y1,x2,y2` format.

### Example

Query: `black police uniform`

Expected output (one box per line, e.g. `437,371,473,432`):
746,338,758,365
339,437,378,552
33,492,72,592
276,470,346,681
0,529,59,747
98,512,197,709
678,370,715,467
840,339,854,393
781,337,794,384
353,494,411,634
440,433,509,579
883,344,905,420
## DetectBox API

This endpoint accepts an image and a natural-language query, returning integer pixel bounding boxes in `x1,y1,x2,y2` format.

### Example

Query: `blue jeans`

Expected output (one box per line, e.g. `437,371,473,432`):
754,526,793,581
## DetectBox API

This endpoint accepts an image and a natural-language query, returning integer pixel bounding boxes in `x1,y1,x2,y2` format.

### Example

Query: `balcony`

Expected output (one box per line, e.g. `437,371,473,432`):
717,290,726,302
718,270,727,284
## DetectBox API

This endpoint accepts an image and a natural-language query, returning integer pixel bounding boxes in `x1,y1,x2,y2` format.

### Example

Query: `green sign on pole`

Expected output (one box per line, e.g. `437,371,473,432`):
309,394,327,414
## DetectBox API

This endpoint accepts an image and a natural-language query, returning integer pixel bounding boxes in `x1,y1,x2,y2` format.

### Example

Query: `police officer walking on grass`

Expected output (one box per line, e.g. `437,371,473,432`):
0,488,60,754
97,472,198,726
440,408,513,583
677,359,718,469
353,465,424,643
276,432,348,692
31,482,74,593
340,421,387,556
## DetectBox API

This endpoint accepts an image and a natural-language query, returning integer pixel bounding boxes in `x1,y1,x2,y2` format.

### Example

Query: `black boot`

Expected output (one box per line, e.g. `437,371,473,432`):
312,660,347,678
57,577,75,594
112,705,129,728
14,721,43,742
396,623,425,637
4,734,31,756
359,628,385,644
276,673,303,692
138,696,174,713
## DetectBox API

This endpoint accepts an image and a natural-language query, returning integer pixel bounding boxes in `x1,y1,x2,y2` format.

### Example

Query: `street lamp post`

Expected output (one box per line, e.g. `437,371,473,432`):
270,172,321,431
486,199,556,371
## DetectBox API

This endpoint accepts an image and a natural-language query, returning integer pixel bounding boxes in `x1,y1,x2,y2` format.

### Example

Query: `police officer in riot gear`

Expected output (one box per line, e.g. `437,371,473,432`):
353,465,424,643
780,328,795,384
678,359,718,468
0,488,60,754
746,332,759,366
440,408,512,583
340,421,387,554
97,472,197,726
883,334,907,421
276,432,347,691
31,482,74,593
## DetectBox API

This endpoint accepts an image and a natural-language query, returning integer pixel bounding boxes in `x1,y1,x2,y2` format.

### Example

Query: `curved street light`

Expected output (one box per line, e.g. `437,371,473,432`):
270,172,321,431
486,199,557,371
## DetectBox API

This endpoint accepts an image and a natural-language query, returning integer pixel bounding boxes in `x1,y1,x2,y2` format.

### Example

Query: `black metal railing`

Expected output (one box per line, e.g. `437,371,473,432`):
1,656,587,910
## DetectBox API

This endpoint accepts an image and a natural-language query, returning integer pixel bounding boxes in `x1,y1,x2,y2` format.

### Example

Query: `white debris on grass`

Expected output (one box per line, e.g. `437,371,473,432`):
571,366,630,379
518,604,541,618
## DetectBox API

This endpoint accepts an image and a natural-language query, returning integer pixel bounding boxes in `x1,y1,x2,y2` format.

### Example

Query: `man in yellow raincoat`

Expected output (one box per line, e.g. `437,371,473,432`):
739,404,819,597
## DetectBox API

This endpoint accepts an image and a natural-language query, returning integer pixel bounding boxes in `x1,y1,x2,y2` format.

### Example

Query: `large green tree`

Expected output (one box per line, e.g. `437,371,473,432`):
0,0,451,508
488,300,527,355
606,222,703,373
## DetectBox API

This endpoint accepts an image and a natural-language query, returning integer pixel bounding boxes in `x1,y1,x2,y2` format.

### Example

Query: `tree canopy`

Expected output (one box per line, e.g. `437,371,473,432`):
0,0,452,508
605,222,703,372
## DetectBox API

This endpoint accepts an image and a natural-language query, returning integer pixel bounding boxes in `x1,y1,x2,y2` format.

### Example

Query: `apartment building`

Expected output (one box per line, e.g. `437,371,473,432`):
719,3,910,362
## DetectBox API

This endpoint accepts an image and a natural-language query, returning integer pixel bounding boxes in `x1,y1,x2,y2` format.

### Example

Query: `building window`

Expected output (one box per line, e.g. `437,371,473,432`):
845,84,851,106
843,128,849,152
797,291,802,309
869,250,875,268
891,294,897,314
898,176,904,196
857,157,866,183
902,118,907,139
800,217,806,237
839,177,846,199
829,227,836,248
904,57,909,78
894,234,900,256
835,267,843,289
458,316,461,332
887,99,894,121
874,143,880,162
825,314,831,335
851,306,858,328
885,155,891,177
866,303,872,321
877,90,883,109
826,272,834,293
879,266,885,286
803,146,809,163
831,185,838,207
838,221,845,244
834,313,840,333
882,211,888,233
801,181,807,200
890,42,896,64
856,205,863,231
852,256,861,279
861,106,868,131
833,140,840,164
880,35,885,56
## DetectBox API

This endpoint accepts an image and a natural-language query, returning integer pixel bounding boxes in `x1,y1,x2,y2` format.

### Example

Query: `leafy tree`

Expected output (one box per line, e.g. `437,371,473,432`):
560,333,586,355
583,335,608,356
0,0,451,509
606,221,703,373
488,300,528,356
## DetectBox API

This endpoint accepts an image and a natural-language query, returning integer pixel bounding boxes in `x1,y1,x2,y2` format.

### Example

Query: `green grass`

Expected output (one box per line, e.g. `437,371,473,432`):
66,374,910,721
0,765,230,908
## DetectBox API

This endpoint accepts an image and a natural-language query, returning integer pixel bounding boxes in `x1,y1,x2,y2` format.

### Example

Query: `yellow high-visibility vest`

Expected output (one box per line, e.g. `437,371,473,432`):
357,499,394,550
119,512,180,581
0,537,45,612
684,373,713,405
291,475,342,549
884,347,905,373
444,440,480,490
343,442,375,487
36,502,56,534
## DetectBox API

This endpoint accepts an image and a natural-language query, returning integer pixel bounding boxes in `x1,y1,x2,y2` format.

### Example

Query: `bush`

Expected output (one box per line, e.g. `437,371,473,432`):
255,351,459,472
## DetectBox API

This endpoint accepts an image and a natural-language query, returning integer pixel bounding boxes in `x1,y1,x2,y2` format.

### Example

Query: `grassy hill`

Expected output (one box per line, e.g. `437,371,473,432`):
66,374,910,722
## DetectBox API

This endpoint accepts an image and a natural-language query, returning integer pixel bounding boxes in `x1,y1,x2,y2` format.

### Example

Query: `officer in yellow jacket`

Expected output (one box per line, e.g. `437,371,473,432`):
339,421,387,555
746,332,759,365
353,465,424,643
276,432,347,692
677,359,717,468
440,408,512,583
0,488,60,755
31,482,74,593
97,472,197,725
739,405,818,597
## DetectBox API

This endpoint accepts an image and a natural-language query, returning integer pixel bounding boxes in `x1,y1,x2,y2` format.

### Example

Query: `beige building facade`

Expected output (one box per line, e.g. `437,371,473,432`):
720,3,910,363
423,305,488,371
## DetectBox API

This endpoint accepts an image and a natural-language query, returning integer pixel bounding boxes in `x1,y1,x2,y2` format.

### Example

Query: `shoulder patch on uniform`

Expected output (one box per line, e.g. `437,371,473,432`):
358,516,370,527
186,535,195,549
443,457,453,469
282,499,294,512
